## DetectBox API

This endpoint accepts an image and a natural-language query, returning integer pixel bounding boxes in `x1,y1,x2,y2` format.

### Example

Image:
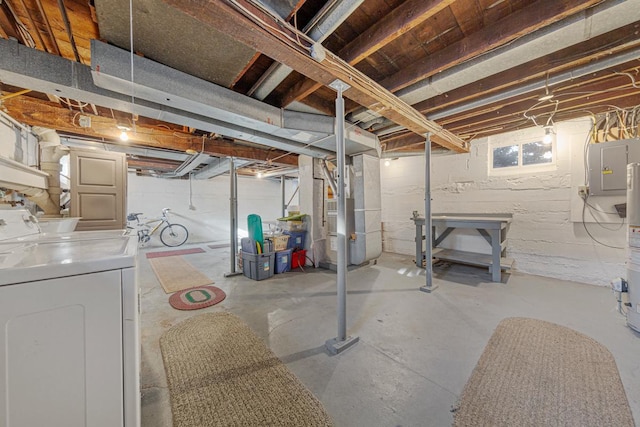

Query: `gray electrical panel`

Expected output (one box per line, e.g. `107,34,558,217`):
588,138,640,196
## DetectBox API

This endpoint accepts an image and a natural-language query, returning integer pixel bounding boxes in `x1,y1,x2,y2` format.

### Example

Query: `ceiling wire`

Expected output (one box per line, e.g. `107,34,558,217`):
128,0,137,135
225,0,313,55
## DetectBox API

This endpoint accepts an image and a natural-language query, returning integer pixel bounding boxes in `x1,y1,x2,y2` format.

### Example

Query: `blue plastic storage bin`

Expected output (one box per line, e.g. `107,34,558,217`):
242,251,275,281
285,231,306,250
275,249,292,274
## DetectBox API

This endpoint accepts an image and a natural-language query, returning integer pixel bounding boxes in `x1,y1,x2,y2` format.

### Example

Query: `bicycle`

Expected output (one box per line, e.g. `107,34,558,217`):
126,208,189,247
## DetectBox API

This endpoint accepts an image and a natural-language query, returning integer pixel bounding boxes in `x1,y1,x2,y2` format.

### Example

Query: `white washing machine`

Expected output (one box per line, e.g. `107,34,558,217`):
0,209,140,427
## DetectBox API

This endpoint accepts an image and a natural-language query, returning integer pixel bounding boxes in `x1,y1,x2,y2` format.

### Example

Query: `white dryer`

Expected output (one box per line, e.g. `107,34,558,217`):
0,209,140,427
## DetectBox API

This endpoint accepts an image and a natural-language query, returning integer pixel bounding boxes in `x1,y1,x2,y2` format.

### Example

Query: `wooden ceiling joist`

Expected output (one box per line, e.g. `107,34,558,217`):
379,0,603,93
127,157,182,172
280,0,456,107
162,0,468,152
1,95,299,166
415,24,640,117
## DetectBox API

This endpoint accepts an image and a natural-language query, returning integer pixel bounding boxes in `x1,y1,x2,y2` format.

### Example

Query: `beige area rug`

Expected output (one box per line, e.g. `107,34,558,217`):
148,256,213,294
159,312,334,427
453,317,635,427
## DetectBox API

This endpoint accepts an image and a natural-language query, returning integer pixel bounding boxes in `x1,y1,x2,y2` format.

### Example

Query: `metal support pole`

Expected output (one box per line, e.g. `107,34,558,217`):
281,175,286,217
326,80,359,355
225,157,241,277
420,133,438,293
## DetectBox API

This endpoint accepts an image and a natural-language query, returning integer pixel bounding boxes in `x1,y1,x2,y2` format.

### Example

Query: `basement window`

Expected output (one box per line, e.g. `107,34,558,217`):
490,138,555,175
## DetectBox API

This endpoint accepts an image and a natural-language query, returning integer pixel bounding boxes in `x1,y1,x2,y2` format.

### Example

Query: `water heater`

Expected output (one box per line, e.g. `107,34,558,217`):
626,163,640,331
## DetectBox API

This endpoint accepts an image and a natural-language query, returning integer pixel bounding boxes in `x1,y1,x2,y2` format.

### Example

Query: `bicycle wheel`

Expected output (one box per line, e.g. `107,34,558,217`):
160,223,188,247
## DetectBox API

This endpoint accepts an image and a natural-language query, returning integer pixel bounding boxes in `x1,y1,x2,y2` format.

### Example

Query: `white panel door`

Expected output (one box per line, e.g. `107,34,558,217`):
70,148,127,230
0,271,124,427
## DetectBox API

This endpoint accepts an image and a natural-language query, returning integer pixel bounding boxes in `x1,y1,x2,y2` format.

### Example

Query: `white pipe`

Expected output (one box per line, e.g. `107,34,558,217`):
14,184,59,214
33,127,68,217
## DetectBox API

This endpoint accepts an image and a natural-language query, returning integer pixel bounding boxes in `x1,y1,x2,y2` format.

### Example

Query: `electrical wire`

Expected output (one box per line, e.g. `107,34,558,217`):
581,199,625,249
581,193,625,231
225,0,313,55
579,117,627,247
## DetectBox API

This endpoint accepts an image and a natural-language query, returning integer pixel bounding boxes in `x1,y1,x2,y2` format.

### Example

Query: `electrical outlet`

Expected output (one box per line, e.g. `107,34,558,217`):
78,115,92,128
578,186,589,197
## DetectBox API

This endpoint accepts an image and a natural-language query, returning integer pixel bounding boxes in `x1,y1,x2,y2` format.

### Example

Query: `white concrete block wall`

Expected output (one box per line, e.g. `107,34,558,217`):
381,118,626,286
127,173,298,247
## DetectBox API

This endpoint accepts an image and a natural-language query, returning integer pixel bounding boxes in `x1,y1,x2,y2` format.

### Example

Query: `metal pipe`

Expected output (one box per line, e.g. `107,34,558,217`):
336,84,347,341
429,46,640,121
225,158,240,277
325,80,359,354
420,132,437,293
280,175,286,217
371,41,640,132
320,160,338,195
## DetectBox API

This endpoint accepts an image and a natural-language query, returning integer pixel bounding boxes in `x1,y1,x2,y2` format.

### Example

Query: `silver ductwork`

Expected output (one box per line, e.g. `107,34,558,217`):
89,40,379,157
0,39,379,159
350,153,382,264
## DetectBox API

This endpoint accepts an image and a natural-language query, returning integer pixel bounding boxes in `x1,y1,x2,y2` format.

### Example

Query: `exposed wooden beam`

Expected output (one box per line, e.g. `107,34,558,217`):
2,96,299,166
441,71,639,129
447,84,640,135
382,133,429,152
162,0,468,152
415,24,640,116
127,157,182,171
380,0,603,93
281,0,455,106
0,1,22,42
342,0,456,65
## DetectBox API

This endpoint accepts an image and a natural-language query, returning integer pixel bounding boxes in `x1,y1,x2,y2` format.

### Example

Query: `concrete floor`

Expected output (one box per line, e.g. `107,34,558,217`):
139,244,640,426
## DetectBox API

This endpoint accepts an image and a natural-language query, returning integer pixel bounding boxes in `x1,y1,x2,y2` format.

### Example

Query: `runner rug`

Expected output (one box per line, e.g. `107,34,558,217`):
159,312,333,427
148,256,213,294
146,247,206,259
453,317,634,427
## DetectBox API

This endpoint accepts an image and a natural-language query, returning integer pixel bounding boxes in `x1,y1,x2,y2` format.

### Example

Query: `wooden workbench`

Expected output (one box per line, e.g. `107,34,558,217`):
413,213,513,282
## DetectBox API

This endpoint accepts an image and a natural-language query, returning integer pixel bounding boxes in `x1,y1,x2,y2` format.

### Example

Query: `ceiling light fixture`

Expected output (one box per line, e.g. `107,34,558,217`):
257,172,263,179
384,159,391,167
116,124,131,142
543,126,554,144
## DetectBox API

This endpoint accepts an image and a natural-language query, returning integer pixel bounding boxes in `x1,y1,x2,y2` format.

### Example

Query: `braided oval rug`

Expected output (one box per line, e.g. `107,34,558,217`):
160,312,333,427
453,317,635,427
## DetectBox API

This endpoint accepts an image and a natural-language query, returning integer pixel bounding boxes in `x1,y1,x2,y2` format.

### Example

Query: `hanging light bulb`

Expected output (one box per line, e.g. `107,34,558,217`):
543,126,554,144
117,124,131,142
384,159,391,167
257,172,263,179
